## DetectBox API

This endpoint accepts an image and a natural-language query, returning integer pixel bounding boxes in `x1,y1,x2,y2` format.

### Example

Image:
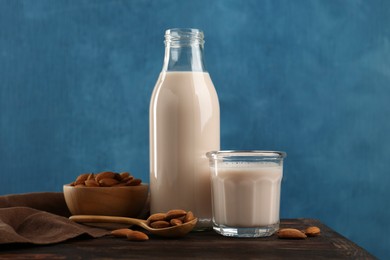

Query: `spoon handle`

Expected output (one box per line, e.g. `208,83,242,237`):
69,215,147,227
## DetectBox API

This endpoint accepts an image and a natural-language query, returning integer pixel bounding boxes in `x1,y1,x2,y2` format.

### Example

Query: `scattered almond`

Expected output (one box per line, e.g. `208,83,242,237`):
304,226,321,237
277,228,307,239
111,229,134,238
127,231,149,241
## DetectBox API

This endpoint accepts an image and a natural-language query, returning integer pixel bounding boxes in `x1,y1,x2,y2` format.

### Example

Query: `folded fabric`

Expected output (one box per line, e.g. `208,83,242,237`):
0,192,109,245
0,192,71,217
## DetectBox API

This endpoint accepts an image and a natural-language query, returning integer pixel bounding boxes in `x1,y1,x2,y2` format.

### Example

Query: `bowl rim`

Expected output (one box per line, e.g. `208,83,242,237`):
63,183,149,189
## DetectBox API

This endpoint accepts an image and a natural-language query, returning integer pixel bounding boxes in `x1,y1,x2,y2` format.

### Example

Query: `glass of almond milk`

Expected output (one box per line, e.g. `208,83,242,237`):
206,151,286,237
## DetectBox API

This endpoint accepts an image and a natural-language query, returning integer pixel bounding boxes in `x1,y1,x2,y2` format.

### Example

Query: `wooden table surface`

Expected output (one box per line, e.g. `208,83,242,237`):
0,219,375,259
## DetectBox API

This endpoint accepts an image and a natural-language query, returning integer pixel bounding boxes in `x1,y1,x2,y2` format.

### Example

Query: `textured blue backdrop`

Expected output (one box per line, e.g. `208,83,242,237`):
0,0,389,258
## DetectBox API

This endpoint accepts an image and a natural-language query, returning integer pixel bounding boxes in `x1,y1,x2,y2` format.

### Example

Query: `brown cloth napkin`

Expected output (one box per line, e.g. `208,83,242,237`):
0,192,109,245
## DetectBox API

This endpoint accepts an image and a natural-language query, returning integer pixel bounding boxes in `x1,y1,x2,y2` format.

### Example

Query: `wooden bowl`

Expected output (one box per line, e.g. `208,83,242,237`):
63,184,149,217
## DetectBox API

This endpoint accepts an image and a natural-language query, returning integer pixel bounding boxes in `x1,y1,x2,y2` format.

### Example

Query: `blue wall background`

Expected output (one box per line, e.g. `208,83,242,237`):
0,0,389,258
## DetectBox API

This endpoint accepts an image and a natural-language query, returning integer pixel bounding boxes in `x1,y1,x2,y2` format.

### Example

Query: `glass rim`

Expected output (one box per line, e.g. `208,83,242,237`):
206,150,286,159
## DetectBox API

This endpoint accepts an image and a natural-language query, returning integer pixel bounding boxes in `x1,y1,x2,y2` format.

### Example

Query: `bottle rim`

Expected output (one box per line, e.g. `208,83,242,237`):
164,28,204,46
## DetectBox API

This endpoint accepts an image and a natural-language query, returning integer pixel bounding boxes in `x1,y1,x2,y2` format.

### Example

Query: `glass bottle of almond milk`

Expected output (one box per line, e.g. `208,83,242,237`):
150,28,220,230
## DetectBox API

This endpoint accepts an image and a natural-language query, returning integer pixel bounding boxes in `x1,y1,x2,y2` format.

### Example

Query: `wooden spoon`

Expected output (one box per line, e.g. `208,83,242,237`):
69,215,197,238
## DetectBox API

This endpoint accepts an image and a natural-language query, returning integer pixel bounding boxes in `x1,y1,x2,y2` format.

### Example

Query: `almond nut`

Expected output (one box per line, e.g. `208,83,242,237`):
170,218,183,226
87,173,95,181
121,176,134,183
74,173,90,185
114,173,122,181
99,178,119,187
119,172,130,179
150,220,170,229
277,228,307,239
85,179,99,187
147,213,167,223
127,178,142,186
183,211,195,223
127,231,149,241
166,209,187,220
111,229,134,237
305,226,321,237
96,171,116,182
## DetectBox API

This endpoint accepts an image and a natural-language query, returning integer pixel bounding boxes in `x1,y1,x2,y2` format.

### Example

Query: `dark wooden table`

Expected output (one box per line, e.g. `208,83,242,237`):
0,219,375,259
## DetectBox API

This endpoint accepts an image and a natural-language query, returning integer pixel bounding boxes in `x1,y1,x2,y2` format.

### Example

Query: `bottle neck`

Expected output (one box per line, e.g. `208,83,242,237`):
162,28,206,72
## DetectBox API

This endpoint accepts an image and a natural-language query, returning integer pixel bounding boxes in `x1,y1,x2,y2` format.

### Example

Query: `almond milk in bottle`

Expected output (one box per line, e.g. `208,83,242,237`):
150,28,220,230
